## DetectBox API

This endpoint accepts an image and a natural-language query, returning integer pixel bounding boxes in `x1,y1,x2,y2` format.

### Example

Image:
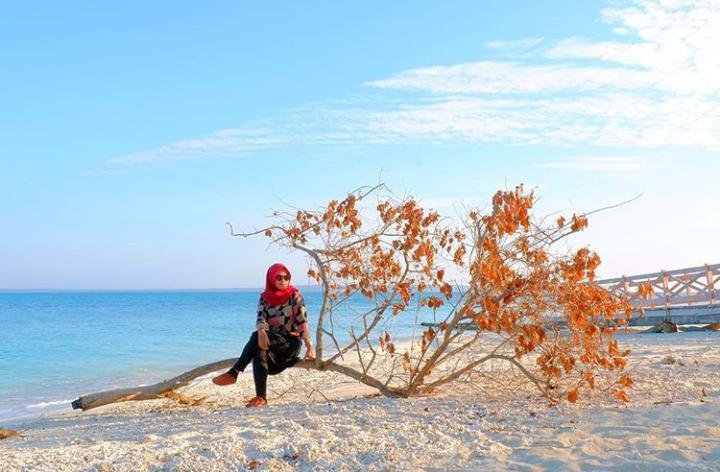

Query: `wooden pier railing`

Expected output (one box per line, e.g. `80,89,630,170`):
594,263,720,309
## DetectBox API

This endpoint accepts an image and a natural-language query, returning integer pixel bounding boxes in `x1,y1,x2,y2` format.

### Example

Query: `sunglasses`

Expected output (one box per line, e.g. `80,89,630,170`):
275,274,290,282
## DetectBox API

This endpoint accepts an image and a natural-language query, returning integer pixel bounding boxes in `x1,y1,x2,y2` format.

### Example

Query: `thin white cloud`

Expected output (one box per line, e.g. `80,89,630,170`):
349,94,720,149
538,156,669,172
365,61,656,94
101,0,720,167
485,37,544,50
108,131,283,165
370,1,720,97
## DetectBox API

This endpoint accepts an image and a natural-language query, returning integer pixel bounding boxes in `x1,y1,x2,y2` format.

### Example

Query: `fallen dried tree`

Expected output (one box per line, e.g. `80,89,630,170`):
72,183,639,411
71,358,394,410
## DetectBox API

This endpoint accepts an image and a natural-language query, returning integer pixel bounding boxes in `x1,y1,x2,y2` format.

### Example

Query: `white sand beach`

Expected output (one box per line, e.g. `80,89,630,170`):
2,331,719,471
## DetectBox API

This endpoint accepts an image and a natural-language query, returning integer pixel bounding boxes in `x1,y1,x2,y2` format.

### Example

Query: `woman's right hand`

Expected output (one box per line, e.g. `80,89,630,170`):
257,329,270,350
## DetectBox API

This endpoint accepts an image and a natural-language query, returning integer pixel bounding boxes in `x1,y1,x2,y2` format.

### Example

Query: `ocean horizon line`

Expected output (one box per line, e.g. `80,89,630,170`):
0,285,324,293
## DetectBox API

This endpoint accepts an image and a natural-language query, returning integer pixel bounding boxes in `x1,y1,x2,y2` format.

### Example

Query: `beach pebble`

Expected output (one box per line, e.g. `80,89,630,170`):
661,355,677,365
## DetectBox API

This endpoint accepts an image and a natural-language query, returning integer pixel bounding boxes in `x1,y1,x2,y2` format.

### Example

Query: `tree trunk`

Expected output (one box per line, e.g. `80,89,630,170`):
70,358,399,411
71,358,238,411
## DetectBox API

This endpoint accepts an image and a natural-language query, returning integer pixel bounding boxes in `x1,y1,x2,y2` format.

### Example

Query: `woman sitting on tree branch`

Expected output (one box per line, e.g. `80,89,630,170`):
212,263,315,407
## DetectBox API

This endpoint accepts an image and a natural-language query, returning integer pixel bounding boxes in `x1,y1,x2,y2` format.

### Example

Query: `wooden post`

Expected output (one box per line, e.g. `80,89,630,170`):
707,264,717,305
662,270,671,322
623,275,630,302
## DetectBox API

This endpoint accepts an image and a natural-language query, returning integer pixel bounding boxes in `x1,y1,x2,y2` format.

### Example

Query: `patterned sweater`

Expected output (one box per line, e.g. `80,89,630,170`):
255,291,309,336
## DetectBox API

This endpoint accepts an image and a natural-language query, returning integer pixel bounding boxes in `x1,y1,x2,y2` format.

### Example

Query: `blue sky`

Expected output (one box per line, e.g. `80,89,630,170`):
2,0,719,289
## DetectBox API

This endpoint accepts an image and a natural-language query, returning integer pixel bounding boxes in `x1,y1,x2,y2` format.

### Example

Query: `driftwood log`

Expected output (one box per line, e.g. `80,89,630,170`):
70,358,399,411
71,358,237,411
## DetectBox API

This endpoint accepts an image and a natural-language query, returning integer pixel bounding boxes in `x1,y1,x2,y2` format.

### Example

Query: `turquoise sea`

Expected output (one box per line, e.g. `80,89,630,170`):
0,290,433,425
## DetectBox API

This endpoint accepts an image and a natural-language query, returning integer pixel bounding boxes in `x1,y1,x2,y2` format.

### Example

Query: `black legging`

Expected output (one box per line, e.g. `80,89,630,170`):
228,331,298,399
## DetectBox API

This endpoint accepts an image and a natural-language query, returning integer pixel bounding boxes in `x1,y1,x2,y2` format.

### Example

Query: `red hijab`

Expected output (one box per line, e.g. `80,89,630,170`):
261,263,298,306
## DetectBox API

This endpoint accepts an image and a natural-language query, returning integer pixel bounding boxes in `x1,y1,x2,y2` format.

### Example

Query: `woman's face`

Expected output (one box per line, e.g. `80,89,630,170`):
274,271,290,290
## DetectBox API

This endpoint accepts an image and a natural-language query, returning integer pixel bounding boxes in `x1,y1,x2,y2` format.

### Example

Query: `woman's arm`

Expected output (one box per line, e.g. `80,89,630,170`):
256,297,268,331
256,297,270,350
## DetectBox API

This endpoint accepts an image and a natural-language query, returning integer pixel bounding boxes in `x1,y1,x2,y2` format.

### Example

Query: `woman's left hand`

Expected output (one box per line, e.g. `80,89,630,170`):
304,346,315,361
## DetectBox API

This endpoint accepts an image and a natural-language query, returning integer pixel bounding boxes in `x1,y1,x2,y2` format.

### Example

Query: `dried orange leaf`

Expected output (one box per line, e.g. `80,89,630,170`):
619,375,634,388
613,389,630,402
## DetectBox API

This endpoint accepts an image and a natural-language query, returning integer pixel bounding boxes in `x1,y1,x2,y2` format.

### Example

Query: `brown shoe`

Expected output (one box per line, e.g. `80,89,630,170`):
212,373,237,386
245,396,268,408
